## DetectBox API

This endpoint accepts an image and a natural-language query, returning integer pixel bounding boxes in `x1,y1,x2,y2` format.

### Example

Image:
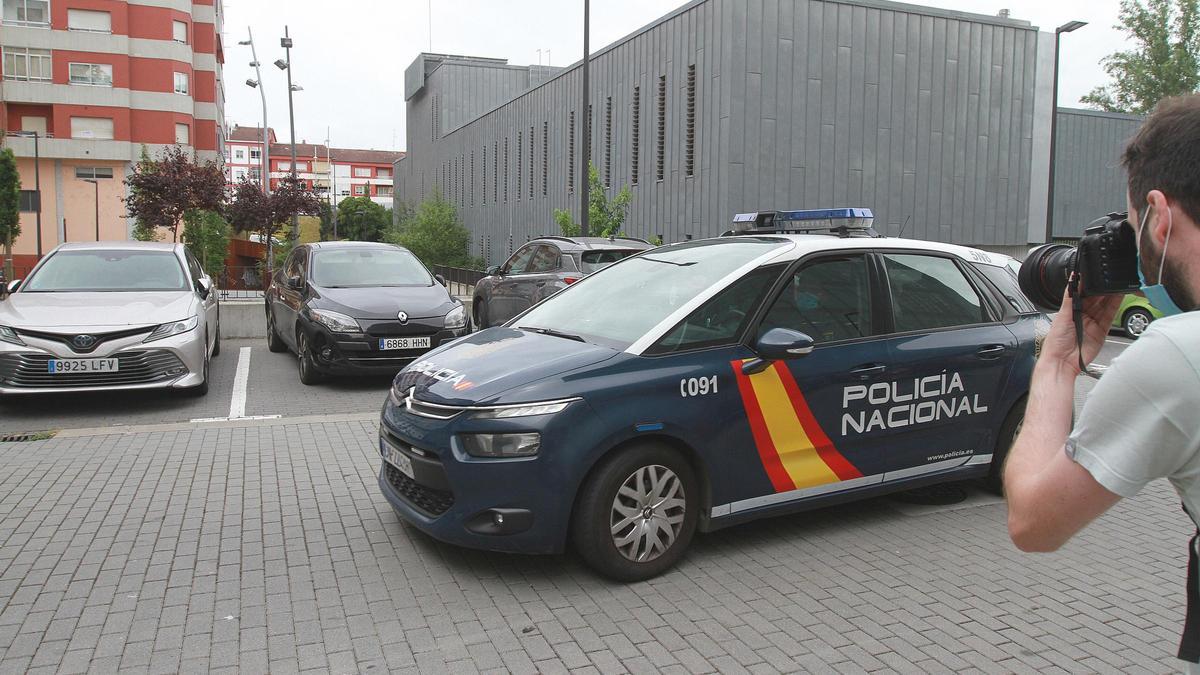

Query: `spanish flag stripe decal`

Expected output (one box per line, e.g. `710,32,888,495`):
772,363,863,480
751,365,841,489
731,361,796,492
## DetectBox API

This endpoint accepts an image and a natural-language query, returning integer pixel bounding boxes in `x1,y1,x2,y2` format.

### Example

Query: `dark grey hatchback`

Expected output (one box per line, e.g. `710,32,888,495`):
266,242,470,384
472,235,653,328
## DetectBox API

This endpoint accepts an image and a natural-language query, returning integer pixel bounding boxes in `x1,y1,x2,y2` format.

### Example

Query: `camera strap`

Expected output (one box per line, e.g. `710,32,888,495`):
1069,272,1088,374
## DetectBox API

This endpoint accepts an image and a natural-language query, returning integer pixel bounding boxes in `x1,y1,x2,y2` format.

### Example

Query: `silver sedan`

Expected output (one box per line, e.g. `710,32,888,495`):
0,242,220,396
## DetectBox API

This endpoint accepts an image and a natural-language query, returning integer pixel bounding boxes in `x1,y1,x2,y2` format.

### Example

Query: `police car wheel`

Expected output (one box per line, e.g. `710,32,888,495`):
572,444,699,581
984,401,1025,495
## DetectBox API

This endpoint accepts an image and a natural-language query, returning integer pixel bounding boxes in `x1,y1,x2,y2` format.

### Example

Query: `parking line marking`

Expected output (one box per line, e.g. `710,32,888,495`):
230,346,252,419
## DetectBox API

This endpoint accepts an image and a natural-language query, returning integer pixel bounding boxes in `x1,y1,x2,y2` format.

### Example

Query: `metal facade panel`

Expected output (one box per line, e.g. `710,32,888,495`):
398,0,1042,266
1050,108,1143,239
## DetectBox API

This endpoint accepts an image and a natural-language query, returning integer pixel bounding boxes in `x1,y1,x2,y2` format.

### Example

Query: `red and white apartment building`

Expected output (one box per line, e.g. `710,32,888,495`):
224,125,402,210
0,0,225,274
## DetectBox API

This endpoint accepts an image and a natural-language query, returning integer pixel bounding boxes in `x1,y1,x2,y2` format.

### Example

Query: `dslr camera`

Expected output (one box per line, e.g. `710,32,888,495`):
1017,212,1143,311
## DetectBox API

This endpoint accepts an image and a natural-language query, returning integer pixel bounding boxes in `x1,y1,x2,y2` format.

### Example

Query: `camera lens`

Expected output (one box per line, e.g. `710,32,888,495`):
1018,244,1077,311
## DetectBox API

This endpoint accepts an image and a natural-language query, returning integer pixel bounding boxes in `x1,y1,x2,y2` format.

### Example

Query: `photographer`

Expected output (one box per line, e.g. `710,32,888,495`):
1005,94,1200,667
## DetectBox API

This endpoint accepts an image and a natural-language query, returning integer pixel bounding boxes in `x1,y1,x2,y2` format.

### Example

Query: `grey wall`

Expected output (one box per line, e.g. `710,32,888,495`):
398,0,1043,266
1050,107,1143,240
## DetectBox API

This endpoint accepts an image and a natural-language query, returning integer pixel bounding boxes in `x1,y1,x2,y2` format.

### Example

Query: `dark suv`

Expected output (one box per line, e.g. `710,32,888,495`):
472,236,653,328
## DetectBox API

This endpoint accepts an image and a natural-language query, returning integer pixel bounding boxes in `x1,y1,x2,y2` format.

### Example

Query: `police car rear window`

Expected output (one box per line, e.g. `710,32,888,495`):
514,239,788,350
973,262,1038,314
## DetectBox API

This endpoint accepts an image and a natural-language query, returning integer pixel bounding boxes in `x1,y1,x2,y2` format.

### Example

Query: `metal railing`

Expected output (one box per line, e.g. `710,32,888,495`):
218,266,268,300
432,265,486,298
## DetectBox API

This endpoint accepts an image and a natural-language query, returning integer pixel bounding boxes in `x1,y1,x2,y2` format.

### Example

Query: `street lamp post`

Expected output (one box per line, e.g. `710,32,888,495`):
580,0,591,237
32,131,41,258
239,28,275,274
81,178,99,241
277,27,300,241
1045,20,1087,242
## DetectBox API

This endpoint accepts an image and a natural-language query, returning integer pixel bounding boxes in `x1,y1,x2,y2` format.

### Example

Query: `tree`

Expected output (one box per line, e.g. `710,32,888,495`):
317,201,336,241
336,196,390,242
385,189,484,269
0,149,20,281
552,163,633,238
124,146,225,241
1082,0,1200,114
180,209,232,278
227,175,321,261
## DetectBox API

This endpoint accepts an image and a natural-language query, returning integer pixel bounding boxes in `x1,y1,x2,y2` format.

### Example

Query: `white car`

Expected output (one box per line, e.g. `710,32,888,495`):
0,242,220,396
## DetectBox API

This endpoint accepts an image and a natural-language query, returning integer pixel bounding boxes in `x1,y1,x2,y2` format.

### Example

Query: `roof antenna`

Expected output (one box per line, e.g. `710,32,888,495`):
896,215,911,239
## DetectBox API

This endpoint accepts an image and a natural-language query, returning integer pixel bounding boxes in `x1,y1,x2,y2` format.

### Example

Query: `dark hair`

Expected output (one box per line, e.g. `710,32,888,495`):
1123,95,1200,224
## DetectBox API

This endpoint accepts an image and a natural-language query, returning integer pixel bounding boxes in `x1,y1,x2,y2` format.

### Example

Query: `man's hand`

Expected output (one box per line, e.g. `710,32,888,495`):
1039,291,1123,374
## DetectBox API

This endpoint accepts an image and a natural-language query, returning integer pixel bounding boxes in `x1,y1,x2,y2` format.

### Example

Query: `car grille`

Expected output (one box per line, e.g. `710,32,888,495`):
385,463,455,516
0,350,187,389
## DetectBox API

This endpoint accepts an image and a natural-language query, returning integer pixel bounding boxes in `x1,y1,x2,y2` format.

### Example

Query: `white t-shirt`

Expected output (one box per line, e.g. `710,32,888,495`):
1067,311,1200,520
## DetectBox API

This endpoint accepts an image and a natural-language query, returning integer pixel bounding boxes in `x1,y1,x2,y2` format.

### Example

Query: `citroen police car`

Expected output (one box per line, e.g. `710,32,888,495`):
377,209,1040,581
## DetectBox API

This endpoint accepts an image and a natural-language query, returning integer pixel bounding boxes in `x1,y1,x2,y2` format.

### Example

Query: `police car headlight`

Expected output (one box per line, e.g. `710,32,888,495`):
460,432,541,458
471,400,574,419
444,304,467,330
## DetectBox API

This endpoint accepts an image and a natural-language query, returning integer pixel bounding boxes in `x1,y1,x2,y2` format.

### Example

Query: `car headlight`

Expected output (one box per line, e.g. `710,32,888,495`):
445,304,467,330
471,400,576,419
460,432,541,458
144,316,199,342
308,308,360,333
0,325,24,346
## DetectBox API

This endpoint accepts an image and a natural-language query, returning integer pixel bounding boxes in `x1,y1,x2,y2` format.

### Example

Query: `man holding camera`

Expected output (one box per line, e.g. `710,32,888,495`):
1005,95,1200,667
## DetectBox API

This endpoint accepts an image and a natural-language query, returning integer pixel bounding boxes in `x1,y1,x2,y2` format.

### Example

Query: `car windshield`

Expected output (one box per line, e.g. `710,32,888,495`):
516,238,788,349
311,248,432,287
23,250,189,292
579,249,642,273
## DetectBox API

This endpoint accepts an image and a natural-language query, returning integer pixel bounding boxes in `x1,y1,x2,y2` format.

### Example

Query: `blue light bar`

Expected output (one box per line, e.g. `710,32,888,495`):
776,208,873,221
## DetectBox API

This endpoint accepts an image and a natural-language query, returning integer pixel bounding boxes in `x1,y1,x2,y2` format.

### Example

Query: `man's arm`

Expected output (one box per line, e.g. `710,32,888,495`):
1004,292,1123,552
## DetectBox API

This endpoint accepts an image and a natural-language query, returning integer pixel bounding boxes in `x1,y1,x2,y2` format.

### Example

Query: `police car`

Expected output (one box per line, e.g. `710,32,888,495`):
377,209,1040,581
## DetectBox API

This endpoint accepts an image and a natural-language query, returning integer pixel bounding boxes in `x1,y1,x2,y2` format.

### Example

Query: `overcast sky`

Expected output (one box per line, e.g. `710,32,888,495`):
220,0,1126,152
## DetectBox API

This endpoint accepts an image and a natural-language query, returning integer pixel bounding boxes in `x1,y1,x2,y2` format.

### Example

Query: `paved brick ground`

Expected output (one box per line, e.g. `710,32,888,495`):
0,412,1190,674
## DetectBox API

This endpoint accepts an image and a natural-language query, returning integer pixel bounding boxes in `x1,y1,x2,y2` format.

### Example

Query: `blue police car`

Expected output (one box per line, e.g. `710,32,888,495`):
377,209,1041,580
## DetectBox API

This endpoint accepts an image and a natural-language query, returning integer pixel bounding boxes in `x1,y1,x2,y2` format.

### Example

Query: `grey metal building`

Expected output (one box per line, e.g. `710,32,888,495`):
396,0,1135,265
1050,107,1144,240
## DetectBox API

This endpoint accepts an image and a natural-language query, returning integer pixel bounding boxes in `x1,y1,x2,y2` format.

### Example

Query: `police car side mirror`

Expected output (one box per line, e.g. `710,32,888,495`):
744,328,814,375
6,279,20,294
486,265,502,276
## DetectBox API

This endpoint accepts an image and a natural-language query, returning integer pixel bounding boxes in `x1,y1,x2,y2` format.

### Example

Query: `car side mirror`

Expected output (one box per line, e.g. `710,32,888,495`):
743,328,814,375
486,265,502,276
287,275,302,290
5,279,20,294
196,277,213,298
435,274,447,287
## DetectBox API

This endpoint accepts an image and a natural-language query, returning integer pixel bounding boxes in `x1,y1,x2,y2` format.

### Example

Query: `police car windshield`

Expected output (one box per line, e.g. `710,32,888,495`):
516,239,788,349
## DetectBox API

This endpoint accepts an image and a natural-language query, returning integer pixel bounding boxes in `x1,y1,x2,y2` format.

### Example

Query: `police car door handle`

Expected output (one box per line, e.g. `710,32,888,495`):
850,364,887,379
976,345,1006,359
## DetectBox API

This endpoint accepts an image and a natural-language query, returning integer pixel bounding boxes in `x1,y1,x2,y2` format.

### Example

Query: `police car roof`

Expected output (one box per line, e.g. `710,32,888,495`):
722,234,1013,267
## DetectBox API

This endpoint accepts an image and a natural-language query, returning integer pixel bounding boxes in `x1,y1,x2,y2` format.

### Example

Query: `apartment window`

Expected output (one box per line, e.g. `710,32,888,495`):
20,116,47,135
69,63,114,87
632,86,640,185
248,168,261,182
173,20,188,44
68,9,111,33
605,97,613,188
3,0,49,26
74,167,114,180
353,166,371,178
353,185,366,196
657,75,666,181
233,148,245,161
18,190,40,212
542,121,548,197
568,111,575,193
3,47,52,82
377,167,392,178
71,117,114,140
295,162,309,172
173,72,189,95
175,122,190,145
249,148,261,161
278,161,291,171
686,64,696,177
377,185,393,197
